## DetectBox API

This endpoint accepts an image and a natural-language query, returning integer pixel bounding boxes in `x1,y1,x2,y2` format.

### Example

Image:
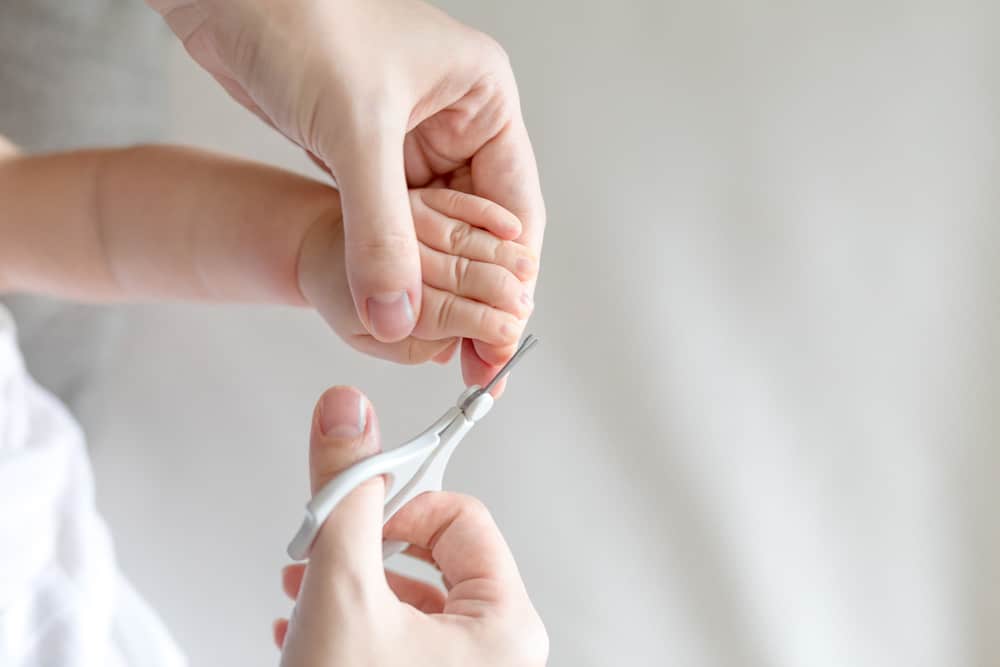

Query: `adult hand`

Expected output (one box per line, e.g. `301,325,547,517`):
147,0,545,386
274,386,548,666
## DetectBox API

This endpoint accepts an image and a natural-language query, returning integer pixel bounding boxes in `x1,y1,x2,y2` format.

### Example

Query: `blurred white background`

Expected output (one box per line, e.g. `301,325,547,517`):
7,2,1000,666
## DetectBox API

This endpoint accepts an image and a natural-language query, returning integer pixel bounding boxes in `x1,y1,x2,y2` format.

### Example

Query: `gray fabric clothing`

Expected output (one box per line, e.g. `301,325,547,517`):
0,0,167,151
0,0,168,406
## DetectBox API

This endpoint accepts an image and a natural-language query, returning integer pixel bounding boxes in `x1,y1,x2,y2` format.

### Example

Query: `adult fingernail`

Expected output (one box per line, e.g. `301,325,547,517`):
366,291,414,341
319,389,367,438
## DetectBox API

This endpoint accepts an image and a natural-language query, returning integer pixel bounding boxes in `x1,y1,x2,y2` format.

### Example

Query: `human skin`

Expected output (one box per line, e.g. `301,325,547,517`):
0,141,536,376
0,140,544,660
274,385,548,666
146,0,546,379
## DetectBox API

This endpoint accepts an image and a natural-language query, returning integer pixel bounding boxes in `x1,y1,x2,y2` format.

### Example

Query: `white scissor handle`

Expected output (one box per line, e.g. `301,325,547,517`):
378,407,483,558
286,409,458,561
285,334,535,562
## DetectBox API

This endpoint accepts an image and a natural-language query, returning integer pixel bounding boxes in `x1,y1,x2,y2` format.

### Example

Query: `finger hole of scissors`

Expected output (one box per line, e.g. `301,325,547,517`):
401,544,438,570
381,472,400,499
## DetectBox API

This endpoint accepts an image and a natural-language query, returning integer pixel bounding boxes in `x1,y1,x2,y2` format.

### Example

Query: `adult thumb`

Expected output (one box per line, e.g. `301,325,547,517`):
333,134,422,343
306,386,386,577
279,387,387,666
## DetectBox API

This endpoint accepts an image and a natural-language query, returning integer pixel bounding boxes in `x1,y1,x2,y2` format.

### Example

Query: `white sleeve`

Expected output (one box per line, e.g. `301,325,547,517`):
0,307,186,667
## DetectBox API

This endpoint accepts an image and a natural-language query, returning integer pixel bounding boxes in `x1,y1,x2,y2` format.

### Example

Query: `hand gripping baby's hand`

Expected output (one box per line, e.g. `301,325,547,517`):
298,189,537,371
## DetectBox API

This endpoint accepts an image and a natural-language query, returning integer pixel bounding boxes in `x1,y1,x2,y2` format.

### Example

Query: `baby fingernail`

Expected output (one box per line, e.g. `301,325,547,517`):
319,389,367,438
521,291,533,308
516,257,536,277
366,291,414,341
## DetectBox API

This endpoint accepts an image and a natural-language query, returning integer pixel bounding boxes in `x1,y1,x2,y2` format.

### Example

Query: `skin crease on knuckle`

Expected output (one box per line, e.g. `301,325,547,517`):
476,228,523,277
424,190,518,242
447,219,473,256
434,292,458,338
346,333,439,366
488,237,509,269
345,230,419,266
441,189,467,218
404,338,442,365
422,492,494,554
478,265,520,316
416,204,529,311
451,255,471,296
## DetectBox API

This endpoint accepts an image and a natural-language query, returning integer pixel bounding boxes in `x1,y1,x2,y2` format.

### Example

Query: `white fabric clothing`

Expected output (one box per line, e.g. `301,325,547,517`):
0,306,185,666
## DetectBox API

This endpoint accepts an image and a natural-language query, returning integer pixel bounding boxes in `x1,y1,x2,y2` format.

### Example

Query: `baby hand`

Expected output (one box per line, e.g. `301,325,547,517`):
298,188,537,367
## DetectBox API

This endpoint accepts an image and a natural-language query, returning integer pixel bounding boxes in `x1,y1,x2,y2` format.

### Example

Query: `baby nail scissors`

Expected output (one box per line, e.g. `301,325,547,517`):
287,334,540,561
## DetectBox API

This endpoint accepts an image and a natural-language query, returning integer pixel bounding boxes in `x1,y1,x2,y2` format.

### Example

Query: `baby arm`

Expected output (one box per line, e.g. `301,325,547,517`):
0,143,321,303
0,142,536,364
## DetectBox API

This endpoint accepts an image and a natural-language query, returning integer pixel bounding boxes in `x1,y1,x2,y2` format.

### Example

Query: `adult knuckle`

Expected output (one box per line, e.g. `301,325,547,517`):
456,494,491,522
475,32,511,68
347,231,415,263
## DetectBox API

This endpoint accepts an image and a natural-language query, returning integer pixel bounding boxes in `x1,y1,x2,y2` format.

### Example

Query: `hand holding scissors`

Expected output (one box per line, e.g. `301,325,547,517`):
276,342,548,666
287,335,540,561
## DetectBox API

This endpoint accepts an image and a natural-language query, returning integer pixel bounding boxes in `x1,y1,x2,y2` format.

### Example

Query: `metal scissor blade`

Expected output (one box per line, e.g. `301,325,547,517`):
460,334,540,411
484,333,540,393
